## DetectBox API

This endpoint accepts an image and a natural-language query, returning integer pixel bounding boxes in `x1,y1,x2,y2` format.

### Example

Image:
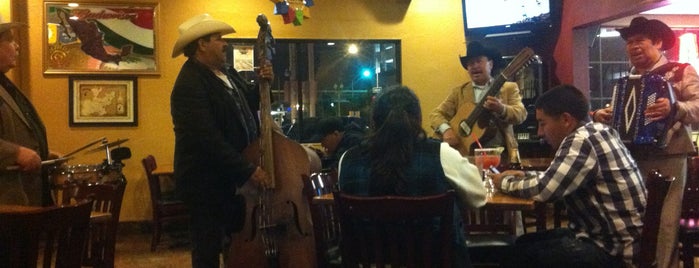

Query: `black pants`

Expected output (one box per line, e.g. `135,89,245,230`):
500,228,624,268
189,204,228,268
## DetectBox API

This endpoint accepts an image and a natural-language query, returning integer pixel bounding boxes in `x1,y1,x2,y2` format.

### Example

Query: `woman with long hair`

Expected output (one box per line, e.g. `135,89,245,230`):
338,85,487,267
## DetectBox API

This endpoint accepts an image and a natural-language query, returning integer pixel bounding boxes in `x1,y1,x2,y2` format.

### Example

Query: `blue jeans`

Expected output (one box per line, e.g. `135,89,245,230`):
500,228,624,268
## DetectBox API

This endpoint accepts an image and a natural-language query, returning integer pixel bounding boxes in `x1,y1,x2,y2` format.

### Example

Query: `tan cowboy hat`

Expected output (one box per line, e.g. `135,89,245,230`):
617,16,676,50
0,14,26,34
171,13,235,58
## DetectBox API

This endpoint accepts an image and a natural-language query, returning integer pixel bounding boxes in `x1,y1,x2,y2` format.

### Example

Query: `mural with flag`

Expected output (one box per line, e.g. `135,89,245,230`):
44,3,158,74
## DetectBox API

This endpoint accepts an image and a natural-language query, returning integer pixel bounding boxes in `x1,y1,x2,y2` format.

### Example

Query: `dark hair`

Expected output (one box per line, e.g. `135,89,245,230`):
316,117,345,137
182,33,216,58
535,84,590,121
367,85,426,195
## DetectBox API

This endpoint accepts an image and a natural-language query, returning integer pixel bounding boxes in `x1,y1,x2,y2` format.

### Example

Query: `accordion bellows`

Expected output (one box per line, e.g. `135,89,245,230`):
610,74,676,148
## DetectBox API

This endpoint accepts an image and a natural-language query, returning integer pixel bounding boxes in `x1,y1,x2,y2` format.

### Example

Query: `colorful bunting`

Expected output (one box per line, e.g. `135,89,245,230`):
293,8,304,25
274,1,289,15
272,0,313,26
282,7,295,24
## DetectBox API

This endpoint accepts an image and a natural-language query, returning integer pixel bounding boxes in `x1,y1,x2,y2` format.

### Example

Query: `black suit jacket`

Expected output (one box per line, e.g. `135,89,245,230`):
171,59,260,205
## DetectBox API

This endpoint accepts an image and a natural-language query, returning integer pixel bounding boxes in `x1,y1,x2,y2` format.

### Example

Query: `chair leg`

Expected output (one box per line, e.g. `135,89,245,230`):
151,220,162,252
682,238,695,268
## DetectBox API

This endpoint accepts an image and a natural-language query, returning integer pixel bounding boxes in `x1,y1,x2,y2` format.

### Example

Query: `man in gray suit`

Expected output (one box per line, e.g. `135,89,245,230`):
0,16,51,206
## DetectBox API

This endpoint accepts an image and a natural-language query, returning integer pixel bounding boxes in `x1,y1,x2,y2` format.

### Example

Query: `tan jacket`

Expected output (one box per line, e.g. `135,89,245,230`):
0,79,48,206
429,81,527,161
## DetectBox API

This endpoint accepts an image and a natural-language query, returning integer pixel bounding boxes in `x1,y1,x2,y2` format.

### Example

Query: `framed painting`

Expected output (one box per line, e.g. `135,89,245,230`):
44,2,159,74
232,44,255,71
69,75,138,127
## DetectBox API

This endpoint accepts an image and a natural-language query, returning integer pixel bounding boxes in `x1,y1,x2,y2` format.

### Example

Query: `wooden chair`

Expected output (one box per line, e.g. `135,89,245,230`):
462,207,518,267
142,155,189,251
333,190,456,268
636,169,675,268
0,198,94,268
680,156,699,268
74,179,126,268
303,170,341,267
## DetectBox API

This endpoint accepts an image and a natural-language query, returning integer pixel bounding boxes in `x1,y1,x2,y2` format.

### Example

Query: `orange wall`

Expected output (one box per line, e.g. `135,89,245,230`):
12,0,470,221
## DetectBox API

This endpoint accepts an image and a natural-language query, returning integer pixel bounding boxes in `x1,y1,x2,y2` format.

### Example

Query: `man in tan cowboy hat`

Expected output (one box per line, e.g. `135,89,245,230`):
0,14,54,207
429,41,527,162
170,13,272,268
592,16,699,268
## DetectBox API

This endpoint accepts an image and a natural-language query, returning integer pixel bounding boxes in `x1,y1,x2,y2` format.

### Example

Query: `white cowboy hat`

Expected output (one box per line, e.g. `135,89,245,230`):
171,14,235,58
0,14,26,34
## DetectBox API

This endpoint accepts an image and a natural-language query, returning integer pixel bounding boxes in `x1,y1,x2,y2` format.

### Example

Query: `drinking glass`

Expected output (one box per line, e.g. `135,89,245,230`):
474,148,501,193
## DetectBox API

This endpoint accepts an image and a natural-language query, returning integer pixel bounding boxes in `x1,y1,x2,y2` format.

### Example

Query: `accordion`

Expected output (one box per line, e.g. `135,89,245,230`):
610,73,676,148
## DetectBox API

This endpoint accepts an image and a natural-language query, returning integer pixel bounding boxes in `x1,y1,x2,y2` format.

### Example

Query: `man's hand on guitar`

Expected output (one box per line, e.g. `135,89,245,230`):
483,96,505,115
593,106,613,124
644,97,671,122
441,128,460,147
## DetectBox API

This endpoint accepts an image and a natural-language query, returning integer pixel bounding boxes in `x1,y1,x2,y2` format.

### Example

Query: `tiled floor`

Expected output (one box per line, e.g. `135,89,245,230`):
114,222,699,267
114,224,191,268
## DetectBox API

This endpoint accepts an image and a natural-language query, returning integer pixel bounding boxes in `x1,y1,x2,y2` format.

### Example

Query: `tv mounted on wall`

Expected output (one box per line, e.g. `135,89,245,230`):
462,0,560,39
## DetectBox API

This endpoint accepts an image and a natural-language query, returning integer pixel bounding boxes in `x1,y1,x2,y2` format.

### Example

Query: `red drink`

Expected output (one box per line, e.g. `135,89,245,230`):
474,149,501,169
482,155,501,169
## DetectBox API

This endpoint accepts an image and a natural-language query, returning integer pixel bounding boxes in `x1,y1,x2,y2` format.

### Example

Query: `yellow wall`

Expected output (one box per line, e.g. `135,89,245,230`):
14,0,469,221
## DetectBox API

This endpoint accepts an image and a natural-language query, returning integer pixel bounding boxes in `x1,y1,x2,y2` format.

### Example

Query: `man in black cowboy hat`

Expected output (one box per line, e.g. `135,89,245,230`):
429,41,527,162
592,16,699,268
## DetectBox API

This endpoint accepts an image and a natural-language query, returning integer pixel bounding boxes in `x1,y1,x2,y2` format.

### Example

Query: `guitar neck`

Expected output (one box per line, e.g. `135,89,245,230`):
464,74,507,125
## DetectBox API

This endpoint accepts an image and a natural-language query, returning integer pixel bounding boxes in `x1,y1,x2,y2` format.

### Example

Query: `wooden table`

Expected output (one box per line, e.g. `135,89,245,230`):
313,192,535,210
152,164,174,176
0,204,42,213
484,192,535,210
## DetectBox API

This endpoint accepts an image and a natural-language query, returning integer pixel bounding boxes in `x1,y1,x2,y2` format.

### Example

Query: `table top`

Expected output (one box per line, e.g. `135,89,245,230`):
312,191,536,211
484,192,536,210
0,204,43,214
152,164,174,176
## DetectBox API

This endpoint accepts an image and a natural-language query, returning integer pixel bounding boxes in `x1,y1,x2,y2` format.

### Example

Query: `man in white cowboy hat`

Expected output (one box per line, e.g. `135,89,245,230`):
0,14,54,207
170,13,273,268
592,16,699,268
429,41,527,161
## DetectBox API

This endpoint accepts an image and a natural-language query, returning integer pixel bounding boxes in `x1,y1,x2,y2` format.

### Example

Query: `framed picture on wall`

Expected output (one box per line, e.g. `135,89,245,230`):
69,76,138,127
232,45,255,71
44,2,159,75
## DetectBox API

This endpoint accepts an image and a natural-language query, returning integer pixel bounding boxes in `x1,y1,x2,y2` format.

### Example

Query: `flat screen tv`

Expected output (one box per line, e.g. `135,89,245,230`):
463,0,558,38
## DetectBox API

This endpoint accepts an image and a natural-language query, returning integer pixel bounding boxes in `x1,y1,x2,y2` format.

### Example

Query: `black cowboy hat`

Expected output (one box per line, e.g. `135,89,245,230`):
459,41,503,69
617,16,675,50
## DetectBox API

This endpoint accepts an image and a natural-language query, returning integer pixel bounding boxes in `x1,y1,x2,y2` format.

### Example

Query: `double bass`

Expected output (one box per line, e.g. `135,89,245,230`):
227,14,321,267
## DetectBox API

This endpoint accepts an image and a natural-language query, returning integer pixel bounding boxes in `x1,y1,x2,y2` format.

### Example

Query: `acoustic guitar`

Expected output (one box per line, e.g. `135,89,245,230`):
449,47,537,156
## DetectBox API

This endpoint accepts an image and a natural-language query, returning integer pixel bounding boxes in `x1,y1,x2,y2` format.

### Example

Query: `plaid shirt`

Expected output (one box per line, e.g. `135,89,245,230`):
501,122,647,262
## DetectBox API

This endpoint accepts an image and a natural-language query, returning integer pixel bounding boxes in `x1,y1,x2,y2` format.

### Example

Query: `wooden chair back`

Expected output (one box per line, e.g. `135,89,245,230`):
680,156,699,268
333,190,455,268
682,156,699,221
74,180,126,268
141,155,189,251
637,169,674,268
0,199,94,268
303,171,341,267
143,155,163,203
